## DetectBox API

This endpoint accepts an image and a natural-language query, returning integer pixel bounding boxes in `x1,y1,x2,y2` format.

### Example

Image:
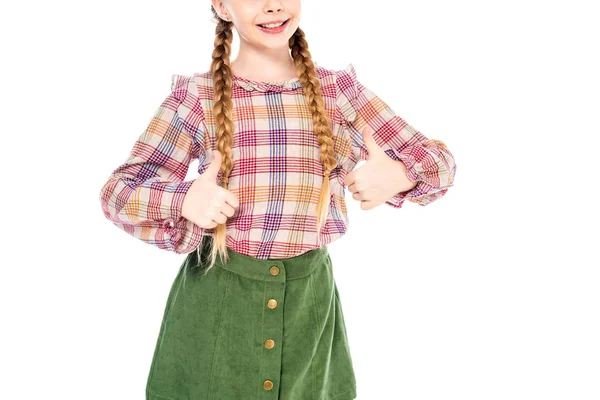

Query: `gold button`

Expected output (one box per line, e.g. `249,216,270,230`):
269,266,280,276
264,339,275,349
267,298,278,309
263,380,274,390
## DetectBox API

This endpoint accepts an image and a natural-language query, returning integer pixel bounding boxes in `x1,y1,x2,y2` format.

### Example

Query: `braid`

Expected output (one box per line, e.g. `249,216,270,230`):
196,8,235,277
289,28,338,235
196,8,337,274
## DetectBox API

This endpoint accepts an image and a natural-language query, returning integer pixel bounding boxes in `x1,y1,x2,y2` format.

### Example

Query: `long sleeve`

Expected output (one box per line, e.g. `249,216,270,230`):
99,74,207,254
335,64,457,208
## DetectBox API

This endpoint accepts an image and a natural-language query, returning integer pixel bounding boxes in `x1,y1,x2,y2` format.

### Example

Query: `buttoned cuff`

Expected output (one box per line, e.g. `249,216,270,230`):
161,179,196,251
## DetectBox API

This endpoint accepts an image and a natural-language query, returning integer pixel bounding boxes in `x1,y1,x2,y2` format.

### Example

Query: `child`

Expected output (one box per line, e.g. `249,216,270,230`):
99,1,457,398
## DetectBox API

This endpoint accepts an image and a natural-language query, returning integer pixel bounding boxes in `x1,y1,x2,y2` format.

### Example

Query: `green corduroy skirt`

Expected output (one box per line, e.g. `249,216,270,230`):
145,236,357,400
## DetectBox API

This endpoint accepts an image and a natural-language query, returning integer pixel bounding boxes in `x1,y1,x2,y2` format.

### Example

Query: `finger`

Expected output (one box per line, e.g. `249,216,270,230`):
204,220,218,229
352,191,367,201
213,212,227,224
203,150,223,180
343,172,354,188
362,126,384,159
348,181,364,194
220,201,236,218
224,190,240,209
201,214,219,228
361,200,377,211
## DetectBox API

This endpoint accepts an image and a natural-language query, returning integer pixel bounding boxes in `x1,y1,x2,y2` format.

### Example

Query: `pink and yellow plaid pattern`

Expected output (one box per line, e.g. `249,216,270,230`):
99,64,456,259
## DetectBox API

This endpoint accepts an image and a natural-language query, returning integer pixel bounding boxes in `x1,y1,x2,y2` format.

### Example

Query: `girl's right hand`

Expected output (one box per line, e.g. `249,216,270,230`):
181,150,239,229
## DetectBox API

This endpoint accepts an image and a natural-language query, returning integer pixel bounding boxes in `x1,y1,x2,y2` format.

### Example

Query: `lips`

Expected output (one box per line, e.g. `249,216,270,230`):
256,18,289,27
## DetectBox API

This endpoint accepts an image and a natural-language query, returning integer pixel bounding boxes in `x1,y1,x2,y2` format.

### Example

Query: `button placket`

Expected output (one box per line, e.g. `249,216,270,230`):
259,263,285,396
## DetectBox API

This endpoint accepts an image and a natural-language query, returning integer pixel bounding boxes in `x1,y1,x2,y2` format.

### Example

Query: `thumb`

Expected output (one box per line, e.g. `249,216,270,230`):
203,149,223,180
362,126,384,160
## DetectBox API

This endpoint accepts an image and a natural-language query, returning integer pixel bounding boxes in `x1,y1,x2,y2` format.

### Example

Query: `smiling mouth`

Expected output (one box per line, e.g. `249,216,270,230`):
256,18,290,28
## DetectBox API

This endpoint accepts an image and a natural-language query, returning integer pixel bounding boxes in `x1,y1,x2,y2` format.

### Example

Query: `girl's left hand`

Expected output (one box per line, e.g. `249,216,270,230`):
343,126,418,211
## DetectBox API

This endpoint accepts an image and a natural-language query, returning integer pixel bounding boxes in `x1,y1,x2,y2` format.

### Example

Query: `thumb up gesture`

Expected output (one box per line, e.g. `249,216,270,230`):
344,126,417,211
181,150,240,229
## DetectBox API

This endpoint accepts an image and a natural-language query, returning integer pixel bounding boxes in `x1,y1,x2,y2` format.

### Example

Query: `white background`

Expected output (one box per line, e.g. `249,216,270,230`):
1,0,599,399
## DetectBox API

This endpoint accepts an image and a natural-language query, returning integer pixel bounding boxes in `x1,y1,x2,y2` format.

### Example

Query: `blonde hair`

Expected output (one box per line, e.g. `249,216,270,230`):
196,7,337,277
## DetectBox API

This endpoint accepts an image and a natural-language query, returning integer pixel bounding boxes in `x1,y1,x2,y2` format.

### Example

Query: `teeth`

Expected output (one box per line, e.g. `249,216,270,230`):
260,21,285,28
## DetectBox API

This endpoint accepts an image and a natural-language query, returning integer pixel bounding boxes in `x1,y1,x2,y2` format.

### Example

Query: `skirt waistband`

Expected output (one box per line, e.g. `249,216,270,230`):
190,236,331,282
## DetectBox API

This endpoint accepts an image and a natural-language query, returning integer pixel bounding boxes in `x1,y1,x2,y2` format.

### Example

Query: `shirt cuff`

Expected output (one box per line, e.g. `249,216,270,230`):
383,145,438,208
160,179,198,252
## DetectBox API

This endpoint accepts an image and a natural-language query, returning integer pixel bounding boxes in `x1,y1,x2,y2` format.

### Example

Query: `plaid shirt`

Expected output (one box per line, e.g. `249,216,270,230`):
99,64,456,259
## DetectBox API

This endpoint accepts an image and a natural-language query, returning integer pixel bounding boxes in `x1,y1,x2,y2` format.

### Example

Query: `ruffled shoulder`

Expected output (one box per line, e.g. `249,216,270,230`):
170,73,204,123
170,74,195,102
169,73,208,159
335,63,359,123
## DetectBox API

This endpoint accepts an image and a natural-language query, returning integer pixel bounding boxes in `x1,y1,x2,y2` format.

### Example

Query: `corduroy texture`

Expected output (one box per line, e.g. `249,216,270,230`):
145,236,357,400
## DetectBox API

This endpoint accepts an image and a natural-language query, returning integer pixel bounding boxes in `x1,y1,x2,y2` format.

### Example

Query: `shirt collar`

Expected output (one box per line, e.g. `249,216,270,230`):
232,75,302,93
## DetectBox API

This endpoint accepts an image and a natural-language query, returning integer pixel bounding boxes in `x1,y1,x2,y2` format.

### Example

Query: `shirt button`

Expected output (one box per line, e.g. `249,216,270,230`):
263,380,274,391
269,266,280,276
165,219,175,228
267,299,278,309
264,339,275,349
